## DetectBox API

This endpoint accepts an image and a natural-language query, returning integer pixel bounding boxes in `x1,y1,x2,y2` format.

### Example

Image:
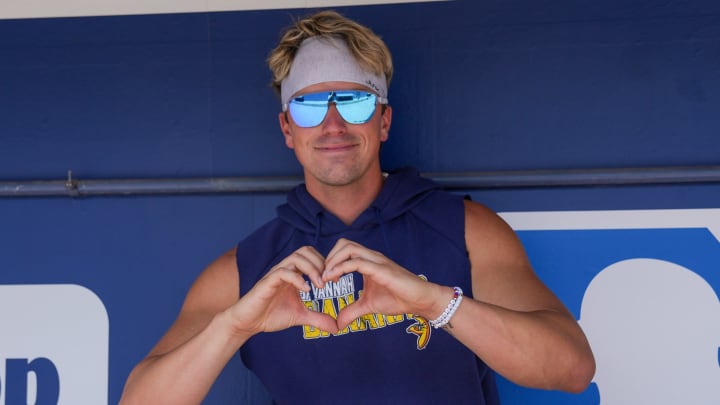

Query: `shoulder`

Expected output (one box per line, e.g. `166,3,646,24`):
463,199,532,282
147,248,239,357
464,199,523,250
464,200,564,312
181,248,239,313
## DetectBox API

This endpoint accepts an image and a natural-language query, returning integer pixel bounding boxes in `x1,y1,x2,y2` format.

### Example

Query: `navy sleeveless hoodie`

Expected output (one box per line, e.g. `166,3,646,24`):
238,167,500,405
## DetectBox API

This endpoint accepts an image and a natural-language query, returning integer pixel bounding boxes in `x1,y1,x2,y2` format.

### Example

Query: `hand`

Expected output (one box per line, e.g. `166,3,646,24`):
323,238,450,329
228,246,340,336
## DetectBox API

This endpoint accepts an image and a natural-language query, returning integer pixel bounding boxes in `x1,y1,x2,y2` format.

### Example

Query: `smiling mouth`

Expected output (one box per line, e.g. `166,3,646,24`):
316,144,358,151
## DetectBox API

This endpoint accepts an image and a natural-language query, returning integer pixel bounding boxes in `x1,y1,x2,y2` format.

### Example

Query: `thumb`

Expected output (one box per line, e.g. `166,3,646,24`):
299,310,340,335
335,301,372,331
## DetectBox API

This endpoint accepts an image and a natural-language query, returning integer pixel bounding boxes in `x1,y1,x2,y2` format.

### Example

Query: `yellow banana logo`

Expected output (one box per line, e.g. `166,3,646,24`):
406,315,431,350
405,273,432,350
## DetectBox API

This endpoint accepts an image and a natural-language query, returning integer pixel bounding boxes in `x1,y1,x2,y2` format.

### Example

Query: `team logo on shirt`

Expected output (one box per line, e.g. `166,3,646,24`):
299,273,432,350
405,315,431,350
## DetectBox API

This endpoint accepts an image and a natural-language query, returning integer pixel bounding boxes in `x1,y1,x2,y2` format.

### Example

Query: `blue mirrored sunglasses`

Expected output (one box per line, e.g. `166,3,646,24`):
282,90,389,128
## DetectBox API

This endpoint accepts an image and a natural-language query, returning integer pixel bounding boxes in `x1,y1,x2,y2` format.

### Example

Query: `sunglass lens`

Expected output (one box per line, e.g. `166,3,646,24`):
335,92,377,124
288,92,331,127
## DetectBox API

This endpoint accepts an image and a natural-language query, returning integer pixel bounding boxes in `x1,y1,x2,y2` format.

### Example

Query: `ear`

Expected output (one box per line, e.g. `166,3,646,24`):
278,111,294,149
379,105,392,142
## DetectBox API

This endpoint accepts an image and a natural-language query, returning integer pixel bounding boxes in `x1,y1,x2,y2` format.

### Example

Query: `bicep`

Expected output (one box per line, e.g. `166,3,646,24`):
465,201,570,314
147,248,240,357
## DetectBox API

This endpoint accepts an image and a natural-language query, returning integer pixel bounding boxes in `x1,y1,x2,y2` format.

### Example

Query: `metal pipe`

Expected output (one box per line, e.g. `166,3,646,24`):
1,166,719,198
429,165,720,190
0,171,303,197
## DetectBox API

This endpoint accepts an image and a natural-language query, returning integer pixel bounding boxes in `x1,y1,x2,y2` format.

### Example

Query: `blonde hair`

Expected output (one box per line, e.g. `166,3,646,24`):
267,10,393,96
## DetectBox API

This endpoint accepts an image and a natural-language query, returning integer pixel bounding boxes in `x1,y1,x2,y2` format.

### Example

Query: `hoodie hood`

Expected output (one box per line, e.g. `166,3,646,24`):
277,167,439,240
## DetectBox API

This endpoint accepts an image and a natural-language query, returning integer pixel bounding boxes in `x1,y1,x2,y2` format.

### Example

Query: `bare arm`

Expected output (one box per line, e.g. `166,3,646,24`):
444,200,595,392
120,247,339,405
119,249,246,405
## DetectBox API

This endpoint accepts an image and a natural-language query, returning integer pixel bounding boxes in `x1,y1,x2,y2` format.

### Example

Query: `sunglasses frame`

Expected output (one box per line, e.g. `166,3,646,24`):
282,90,389,128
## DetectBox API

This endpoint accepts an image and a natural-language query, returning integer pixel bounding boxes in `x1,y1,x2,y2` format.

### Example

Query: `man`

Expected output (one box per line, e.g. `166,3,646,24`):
120,10,595,404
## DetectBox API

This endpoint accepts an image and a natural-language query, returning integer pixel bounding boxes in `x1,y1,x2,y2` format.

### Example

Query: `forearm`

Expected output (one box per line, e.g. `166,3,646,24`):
437,296,595,392
120,311,251,405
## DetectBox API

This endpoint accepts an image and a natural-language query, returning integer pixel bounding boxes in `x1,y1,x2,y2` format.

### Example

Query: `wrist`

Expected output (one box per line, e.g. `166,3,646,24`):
428,286,464,329
424,284,457,320
217,308,258,343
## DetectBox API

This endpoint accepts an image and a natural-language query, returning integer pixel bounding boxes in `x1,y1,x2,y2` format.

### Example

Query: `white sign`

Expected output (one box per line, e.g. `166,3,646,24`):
0,284,108,405
501,209,720,404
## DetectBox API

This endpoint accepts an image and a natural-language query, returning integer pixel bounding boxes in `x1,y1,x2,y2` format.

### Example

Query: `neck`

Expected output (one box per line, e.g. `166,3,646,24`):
305,168,385,225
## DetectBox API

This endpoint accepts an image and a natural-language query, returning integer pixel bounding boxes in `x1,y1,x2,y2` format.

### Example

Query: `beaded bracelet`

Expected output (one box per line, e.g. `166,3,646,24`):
429,286,463,329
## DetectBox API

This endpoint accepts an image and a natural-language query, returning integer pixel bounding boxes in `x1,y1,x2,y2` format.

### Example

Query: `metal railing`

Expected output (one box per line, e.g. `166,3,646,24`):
1,166,719,198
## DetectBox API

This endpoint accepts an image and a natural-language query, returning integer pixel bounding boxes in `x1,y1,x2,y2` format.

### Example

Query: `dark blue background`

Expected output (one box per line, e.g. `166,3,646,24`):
1,1,719,403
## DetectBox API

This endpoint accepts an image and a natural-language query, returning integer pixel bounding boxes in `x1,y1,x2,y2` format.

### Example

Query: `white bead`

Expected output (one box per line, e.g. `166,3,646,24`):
430,287,463,329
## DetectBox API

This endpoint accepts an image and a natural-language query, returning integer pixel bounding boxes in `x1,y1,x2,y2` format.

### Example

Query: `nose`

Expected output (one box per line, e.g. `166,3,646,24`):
321,103,347,132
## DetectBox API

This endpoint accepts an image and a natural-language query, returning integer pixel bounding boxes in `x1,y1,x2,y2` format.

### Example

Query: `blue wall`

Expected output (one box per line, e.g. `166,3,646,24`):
1,1,719,403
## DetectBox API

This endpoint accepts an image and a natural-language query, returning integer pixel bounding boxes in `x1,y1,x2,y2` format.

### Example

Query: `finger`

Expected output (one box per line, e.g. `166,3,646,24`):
324,238,355,265
296,245,326,268
322,257,364,283
264,266,311,293
275,247,326,288
335,300,371,331
325,239,378,273
298,311,340,335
